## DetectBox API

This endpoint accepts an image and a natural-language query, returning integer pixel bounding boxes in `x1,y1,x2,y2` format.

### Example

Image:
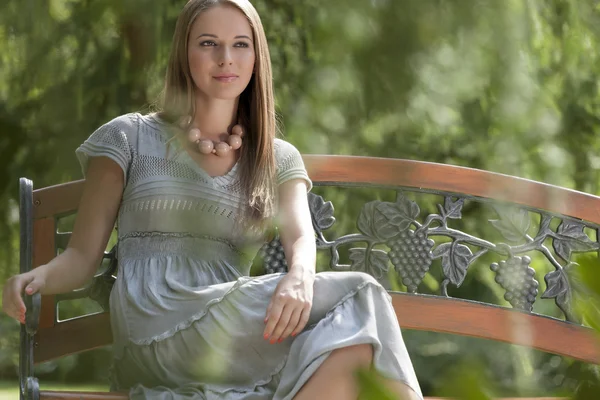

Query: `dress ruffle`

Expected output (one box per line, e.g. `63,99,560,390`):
130,277,250,346
110,271,423,400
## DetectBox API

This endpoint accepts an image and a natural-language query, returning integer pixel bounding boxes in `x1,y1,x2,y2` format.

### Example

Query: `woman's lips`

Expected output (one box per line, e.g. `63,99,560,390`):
213,75,238,83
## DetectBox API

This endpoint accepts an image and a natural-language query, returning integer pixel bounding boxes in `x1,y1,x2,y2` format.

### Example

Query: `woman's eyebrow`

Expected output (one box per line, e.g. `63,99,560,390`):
196,33,217,39
195,33,252,40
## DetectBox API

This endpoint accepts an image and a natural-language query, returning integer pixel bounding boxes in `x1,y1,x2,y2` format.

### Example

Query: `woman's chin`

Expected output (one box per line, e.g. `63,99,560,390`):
200,88,246,101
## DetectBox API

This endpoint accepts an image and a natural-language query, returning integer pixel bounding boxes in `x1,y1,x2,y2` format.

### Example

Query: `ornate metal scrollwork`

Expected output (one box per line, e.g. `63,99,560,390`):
88,244,118,312
265,191,600,323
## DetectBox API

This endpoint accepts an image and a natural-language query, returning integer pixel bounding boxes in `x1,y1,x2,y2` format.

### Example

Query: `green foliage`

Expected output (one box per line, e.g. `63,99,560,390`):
2,0,600,396
573,254,600,333
356,368,400,400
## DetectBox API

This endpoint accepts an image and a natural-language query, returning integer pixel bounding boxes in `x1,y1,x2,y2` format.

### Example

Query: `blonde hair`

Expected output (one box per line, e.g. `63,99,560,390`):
159,0,276,230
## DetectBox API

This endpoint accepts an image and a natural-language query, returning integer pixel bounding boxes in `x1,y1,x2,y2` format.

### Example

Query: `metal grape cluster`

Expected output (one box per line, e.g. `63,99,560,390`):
388,229,435,293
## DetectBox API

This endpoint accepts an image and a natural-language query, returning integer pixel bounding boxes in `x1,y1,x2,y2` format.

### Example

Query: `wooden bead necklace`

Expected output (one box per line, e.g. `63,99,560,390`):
185,122,245,157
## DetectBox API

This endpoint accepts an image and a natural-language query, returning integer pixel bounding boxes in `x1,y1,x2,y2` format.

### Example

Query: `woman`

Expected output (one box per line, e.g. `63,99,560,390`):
2,1,423,399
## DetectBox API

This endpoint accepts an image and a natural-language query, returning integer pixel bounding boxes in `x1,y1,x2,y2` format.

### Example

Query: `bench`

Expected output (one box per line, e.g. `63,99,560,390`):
18,155,600,399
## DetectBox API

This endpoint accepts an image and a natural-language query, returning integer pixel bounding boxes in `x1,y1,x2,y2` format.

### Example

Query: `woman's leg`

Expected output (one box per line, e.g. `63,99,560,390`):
292,344,420,400
292,344,373,400
377,376,422,400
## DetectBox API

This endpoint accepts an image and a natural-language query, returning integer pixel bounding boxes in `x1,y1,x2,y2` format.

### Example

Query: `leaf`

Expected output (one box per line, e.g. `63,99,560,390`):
395,194,420,221
308,193,335,231
377,199,419,237
541,269,568,299
369,250,390,278
358,200,418,241
552,221,598,261
349,248,367,270
538,214,552,235
372,203,398,240
444,197,464,219
542,264,589,323
432,242,451,259
376,202,411,233
489,206,530,243
349,248,389,280
375,222,399,241
441,243,473,287
542,267,579,320
358,201,379,238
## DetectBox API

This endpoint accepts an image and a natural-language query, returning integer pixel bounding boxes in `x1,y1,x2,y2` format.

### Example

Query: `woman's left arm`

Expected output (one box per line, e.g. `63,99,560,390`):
263,178,316,344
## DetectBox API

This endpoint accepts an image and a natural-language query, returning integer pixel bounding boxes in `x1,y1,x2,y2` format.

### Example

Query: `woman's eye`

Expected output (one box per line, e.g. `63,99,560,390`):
199,40,249,48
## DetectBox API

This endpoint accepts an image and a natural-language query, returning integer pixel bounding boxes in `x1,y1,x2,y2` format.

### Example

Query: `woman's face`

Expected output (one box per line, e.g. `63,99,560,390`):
187,5,256,101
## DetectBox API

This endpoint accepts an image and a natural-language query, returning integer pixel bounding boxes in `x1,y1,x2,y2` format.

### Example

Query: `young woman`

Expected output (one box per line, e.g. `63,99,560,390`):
2,1,423,399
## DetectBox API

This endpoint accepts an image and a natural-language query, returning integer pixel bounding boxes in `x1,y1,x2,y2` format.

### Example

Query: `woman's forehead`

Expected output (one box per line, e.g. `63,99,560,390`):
190,5,253,39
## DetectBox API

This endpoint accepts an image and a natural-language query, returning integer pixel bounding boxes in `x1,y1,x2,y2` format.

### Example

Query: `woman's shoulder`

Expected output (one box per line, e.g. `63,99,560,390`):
84,113,142,144
93,112,170,141
274,138,303,164
273,138,312,190
76,113,145,179
99,112,143,133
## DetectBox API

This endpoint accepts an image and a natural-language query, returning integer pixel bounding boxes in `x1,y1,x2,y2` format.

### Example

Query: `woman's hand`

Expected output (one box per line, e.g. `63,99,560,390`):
263,269,314,343
2,270,46,324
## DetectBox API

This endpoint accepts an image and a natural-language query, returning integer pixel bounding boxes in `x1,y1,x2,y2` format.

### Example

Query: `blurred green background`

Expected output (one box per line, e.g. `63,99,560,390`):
1,0,600,398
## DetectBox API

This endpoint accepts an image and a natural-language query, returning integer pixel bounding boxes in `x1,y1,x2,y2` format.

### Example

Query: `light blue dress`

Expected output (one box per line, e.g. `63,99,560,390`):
76,113,423,399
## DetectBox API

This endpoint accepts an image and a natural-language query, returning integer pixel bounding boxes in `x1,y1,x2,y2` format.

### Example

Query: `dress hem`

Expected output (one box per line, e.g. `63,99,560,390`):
111,277,414,398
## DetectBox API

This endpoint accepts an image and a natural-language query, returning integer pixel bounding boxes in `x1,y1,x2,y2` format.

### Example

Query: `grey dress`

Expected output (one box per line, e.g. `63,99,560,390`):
75,113,423,400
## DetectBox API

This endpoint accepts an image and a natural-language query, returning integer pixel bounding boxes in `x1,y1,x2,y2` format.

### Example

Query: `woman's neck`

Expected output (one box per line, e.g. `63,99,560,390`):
193,95,239,140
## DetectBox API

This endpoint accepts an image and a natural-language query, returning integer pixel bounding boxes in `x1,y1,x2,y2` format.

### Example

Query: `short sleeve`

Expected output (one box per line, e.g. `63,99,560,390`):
274,139,313,192
75,114,138,182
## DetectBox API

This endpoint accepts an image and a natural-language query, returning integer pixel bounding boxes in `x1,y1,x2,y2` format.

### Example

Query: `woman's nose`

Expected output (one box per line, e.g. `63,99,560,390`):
218,48,233,66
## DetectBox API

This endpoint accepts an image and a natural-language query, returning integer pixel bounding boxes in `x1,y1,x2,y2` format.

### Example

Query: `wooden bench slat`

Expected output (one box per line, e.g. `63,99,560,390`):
392,294,600,364
33,293,600,365
31,156,600,225
40,391,127,399
33,180,84,219
35,313,113,364
304,155,600,225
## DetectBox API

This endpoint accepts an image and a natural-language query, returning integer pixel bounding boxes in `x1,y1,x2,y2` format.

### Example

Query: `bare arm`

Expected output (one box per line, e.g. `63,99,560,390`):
2,156,124,322
277,178,316,279
263,178,315,343
39,156,124,293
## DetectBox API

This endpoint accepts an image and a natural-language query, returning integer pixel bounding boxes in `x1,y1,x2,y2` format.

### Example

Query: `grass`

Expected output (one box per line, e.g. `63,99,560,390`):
0,381,109,400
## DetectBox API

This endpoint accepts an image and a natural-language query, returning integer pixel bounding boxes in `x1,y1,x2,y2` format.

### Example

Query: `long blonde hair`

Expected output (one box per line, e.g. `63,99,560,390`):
159,0,277,231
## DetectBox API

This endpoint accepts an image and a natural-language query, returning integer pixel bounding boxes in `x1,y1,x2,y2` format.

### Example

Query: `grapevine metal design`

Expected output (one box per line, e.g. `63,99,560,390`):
261,191,600,322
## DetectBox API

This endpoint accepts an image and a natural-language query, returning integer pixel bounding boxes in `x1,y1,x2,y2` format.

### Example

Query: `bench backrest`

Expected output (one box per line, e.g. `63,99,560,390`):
22,155,600,365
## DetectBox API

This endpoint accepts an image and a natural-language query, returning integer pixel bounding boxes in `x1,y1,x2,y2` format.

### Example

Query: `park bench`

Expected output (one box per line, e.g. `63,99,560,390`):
18,155,600,400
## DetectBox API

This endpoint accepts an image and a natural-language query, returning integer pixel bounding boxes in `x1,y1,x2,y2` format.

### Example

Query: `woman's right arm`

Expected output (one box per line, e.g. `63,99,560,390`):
2,156,125,323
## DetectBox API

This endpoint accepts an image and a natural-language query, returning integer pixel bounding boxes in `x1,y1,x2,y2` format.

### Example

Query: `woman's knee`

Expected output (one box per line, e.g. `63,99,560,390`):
339,271,380,289
313,270,380,291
